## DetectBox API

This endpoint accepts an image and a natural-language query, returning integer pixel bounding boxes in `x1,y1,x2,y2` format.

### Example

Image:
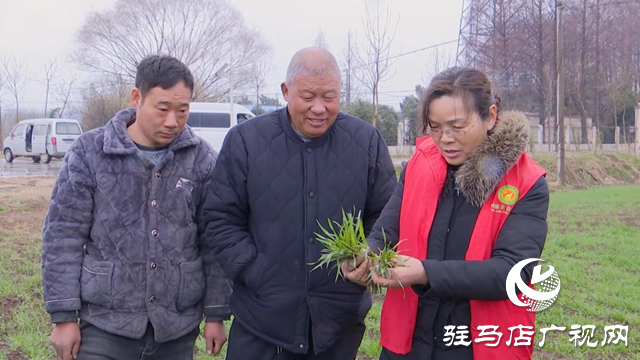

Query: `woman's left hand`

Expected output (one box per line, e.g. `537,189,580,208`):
371,255,428,289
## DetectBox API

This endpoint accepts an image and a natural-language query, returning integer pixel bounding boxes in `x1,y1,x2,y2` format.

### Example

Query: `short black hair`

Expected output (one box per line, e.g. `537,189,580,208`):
135,55,194,100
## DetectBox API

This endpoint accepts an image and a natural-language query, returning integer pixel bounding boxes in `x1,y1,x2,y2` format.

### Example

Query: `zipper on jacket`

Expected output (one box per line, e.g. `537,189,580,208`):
454,178,461,197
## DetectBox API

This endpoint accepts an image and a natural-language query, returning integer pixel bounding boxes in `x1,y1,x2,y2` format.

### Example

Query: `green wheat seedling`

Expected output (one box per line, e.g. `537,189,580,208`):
310,209,403,293
367,230,405,294
311,208,369,281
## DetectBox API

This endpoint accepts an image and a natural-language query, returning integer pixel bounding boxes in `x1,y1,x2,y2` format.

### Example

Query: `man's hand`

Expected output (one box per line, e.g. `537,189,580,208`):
371,255,428,289
204,321,227,355
341,255,370,287
49,321,81,360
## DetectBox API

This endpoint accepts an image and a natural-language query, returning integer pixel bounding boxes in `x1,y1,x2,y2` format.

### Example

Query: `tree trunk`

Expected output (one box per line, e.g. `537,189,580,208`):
594,0,602,150
536,1,546,144
613,98,618,153
14,97,19,123
372,82,379,128
548,116,552,152
345,68,351,103
579,0,588,144
256,85,260,113
44,82,50,118
622,107,628,151
553,116,558,151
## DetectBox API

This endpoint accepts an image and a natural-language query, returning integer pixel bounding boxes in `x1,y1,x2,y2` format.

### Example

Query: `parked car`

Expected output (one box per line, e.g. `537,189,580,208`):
3,118,83,163
187,102,255,152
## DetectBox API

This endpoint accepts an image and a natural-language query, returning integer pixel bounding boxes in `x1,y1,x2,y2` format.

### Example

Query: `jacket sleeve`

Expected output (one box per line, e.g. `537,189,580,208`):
203,127,258,283
363,130,398,235
198,151,232,321
418,176,549,301
42,138,95,322
367,167,405,253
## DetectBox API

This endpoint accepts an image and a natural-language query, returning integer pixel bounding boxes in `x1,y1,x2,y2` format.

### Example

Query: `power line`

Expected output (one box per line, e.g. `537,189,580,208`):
354,39,458,69
261,40,459,84
388,40,458,60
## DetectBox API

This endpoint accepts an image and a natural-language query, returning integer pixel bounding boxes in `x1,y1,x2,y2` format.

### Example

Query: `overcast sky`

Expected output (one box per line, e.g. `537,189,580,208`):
0,0,462,112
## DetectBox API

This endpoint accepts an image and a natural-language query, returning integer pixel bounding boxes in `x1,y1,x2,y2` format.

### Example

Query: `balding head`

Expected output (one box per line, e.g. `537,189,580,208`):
285,47,342,85
281,47,342,139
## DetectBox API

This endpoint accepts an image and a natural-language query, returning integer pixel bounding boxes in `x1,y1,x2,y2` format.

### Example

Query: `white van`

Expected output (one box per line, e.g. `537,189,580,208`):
3,118,83,163
187,102,255,152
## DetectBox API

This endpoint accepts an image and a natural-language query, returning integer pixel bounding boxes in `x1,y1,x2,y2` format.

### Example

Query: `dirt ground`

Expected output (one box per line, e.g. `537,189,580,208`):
0,177,55,237
0,179,52,359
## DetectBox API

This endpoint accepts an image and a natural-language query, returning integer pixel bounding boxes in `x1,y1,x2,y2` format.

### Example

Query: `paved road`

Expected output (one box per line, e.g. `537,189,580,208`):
0,158,62,178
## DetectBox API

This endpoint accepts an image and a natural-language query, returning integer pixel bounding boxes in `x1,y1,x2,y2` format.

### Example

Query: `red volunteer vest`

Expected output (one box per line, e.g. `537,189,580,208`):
380,136,546,359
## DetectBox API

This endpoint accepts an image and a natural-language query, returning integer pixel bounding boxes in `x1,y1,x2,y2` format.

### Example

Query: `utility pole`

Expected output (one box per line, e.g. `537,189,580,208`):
215,62,235,123
230,65,234,123
557,0,565,185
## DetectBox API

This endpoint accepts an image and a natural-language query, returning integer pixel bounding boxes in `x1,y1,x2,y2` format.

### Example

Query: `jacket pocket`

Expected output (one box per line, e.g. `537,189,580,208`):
240,254,266,291
166,186,196,226
176,257,205,311
80,256,114,309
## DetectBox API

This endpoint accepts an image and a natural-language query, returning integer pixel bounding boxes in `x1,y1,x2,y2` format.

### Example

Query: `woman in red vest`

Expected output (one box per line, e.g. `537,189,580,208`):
344,67,549,359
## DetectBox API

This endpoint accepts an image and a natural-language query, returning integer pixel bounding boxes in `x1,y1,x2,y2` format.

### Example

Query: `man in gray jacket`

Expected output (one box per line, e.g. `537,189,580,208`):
42,55,231,360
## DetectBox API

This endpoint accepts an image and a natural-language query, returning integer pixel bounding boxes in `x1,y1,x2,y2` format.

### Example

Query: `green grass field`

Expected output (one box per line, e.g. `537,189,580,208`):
0,183,638,359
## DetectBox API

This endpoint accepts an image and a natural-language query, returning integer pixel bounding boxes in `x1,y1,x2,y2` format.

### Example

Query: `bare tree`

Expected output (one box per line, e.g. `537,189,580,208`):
355,0,399,128
314,29,330,50
423,47,454,84
54,72,77,118
593,0,602,150
456,0,640,153
488,0,527,106
77,75,131,131
543,63,555,152
248,56,273,113
521,0,555,143
342,31,359,103
1,54,27,122
72,0,272,101
578,0,589,144
40,58,59,118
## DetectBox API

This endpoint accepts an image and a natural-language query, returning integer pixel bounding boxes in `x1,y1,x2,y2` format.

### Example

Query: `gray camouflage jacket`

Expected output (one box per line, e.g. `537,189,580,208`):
42,108,231,342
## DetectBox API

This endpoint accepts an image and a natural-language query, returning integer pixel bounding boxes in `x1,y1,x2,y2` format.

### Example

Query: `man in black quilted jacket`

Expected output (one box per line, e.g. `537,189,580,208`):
42,55,231,360
204,47,397,359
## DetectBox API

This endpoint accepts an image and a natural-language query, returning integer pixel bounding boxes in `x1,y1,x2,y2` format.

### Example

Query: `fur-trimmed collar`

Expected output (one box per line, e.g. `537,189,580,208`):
455,111,530,207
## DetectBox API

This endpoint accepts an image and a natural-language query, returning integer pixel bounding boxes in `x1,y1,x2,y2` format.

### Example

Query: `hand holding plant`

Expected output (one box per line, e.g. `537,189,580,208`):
310,209,406,293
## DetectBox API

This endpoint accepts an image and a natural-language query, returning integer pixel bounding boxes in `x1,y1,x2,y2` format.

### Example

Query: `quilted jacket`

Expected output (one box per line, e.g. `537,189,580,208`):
41,108,232,343
203,107,397,354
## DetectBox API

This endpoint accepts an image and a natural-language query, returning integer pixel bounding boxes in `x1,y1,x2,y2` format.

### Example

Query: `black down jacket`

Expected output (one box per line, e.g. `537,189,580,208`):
203,107,397,354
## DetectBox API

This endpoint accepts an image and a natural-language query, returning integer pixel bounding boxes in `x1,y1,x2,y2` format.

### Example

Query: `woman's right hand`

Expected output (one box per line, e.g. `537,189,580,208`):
341,256,370,287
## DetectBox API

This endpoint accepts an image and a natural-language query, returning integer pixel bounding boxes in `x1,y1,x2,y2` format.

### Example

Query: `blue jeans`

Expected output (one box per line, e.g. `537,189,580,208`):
77,320,199,360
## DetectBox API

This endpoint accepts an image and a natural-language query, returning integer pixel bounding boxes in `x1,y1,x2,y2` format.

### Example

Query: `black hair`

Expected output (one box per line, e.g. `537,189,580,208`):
420,67,501,133
135,55,194,100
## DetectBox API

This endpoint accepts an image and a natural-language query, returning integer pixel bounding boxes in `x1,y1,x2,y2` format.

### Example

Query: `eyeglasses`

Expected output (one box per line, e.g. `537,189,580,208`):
428,118,479,139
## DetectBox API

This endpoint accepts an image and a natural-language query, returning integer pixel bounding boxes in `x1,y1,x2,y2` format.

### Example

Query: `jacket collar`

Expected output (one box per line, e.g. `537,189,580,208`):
279,106,337,148
456,111,531,207
103,108,200,155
